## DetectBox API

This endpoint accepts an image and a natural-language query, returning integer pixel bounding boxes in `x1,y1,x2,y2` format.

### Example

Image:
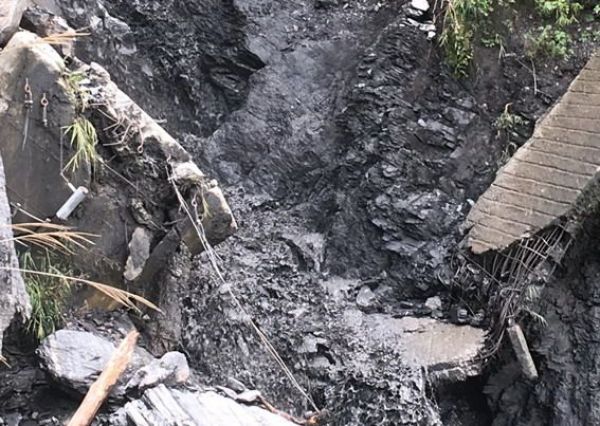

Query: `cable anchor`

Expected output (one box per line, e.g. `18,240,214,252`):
40,93,48,127
21,78,33,150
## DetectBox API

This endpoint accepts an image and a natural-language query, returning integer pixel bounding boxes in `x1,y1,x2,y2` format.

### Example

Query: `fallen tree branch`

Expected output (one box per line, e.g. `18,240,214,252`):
67,330,139,426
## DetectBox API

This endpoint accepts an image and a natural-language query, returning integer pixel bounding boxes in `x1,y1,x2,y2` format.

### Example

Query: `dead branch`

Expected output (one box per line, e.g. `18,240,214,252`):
67,330,139,426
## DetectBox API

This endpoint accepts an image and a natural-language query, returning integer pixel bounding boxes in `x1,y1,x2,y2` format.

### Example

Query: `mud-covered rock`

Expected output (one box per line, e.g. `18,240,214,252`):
0,29,236,302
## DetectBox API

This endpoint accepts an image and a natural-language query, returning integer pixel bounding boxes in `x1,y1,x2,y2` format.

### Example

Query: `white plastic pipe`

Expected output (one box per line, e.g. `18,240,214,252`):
56,186,89,220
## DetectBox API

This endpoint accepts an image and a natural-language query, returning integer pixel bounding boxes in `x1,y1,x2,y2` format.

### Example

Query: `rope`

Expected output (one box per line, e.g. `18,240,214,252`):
169,175,319,412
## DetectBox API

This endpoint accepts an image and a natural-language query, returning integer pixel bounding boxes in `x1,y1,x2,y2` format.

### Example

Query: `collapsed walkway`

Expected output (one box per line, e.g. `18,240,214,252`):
466,52,600,254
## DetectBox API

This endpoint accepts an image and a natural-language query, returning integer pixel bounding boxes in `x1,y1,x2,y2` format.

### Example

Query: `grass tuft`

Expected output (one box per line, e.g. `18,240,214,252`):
64,117,98,173
20,251,72,340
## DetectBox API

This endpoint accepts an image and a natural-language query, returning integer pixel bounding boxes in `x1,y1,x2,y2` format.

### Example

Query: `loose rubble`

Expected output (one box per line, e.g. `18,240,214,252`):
112,385,297,426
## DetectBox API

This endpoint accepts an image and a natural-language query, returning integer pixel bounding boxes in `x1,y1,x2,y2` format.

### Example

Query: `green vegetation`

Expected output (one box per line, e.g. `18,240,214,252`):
534,0,582,26
7,222,161,341
440,0,593,76
439,0,493,77
63,70,91,112
21,250,72,340
525,25,570,58
494,103,525,133
62,70,98,173
64,116,98,173
495,103,526,165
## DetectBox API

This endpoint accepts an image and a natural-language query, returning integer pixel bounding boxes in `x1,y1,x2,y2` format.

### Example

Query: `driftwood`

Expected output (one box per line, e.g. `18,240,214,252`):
67,330,140,426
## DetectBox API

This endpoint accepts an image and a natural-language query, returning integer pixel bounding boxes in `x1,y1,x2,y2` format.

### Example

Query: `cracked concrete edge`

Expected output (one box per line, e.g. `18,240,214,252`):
465,50,600,254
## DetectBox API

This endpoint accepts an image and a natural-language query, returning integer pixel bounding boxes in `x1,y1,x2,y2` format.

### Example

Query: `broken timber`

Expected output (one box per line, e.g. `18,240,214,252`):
466,52,600,254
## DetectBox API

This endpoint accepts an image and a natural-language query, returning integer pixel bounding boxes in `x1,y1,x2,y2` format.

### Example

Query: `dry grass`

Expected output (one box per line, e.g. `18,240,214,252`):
0,30,90,54
11,267,162,314
37,31,90,47
2,222,96,254
0,355,9,367
0,222,161,320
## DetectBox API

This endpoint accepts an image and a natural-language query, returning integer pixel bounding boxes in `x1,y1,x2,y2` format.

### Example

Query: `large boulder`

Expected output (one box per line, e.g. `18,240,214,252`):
0,30,236,301
37,329,155,399
0,155,30,355
37,329,191,399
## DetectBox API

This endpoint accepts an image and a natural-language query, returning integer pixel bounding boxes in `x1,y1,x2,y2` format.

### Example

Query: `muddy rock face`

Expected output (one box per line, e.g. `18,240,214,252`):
0,0,597,424
47,0,592,424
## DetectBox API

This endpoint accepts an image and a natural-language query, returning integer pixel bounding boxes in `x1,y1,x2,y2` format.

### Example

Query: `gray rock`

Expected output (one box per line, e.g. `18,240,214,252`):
0,31,85,223
280,231,325,272
424,296,442,312
0,155,30,355
37,329,154,399
297,335,327,354
0,0,27,46
21,5,75,57
356,286,377,309
124,227,153,281
411,0,430,12
180,180,238,252
113,384,296,426
1,413,21,426
126,351,190,391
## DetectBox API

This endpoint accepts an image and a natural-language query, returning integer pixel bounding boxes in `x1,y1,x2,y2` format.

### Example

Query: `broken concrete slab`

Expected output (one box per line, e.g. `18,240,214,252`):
0,155,30,355
0,0,27,47
465,51,600,254
343,310,485,382
113,385,297,426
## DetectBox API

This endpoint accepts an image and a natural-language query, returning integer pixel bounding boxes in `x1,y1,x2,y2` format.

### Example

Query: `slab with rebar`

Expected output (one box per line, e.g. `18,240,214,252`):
466,52,600,254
